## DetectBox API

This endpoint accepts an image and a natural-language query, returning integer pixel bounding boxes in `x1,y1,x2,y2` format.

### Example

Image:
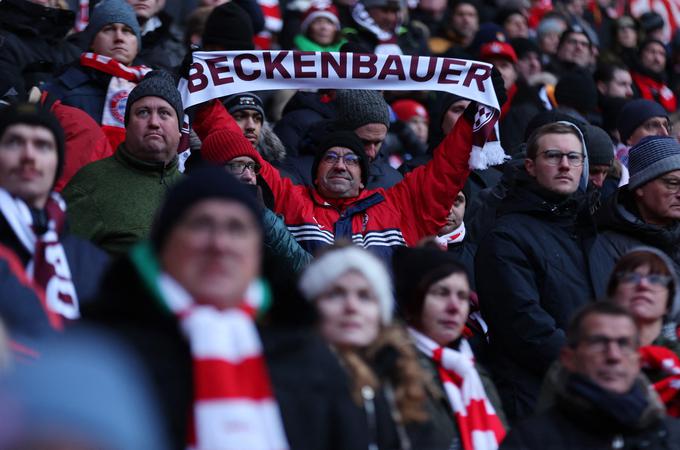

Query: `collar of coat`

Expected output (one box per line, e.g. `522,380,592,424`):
115,143,179,176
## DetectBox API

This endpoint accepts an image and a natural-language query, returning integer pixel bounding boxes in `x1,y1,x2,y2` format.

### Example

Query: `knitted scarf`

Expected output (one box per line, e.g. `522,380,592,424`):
631,71,677,112
408,328,505,450
79,52,151,149
0,189,77,321
435,222,466,249
640,345,680,417
130,243,289,450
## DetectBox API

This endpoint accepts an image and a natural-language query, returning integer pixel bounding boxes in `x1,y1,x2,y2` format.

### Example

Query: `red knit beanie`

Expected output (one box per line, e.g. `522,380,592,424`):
201,129,259,164
391,99,429,122
300,3,340,34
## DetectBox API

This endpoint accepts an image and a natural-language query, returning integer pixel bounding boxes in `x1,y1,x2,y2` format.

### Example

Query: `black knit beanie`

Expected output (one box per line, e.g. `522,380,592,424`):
202,2,255,50
124,70,184,131
150,165,263,251
335,90,390,130
392,246,468,322
555,69,598,114
0,103,65,188
584,125,614,166
616,99,668,144
311,131,369,186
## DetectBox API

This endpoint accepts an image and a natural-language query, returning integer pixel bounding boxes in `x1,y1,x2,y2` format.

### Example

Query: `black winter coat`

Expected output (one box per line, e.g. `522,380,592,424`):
81,255,369,450
0,0,81,99
591,187,680,296
274,91,338,157
136,12,186,72
475,174,598,422
501,377,680,450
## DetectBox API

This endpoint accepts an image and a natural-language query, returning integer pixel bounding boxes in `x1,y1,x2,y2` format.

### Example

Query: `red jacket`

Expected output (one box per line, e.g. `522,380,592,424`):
194,101,473,263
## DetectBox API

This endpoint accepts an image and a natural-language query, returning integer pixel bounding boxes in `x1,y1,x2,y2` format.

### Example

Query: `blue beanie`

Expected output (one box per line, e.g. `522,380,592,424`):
617,99,668,144
628,136,680,189
86,0,142,51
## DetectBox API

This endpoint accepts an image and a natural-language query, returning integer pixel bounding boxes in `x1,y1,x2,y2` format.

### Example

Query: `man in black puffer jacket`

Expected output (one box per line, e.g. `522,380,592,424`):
476,121,598,423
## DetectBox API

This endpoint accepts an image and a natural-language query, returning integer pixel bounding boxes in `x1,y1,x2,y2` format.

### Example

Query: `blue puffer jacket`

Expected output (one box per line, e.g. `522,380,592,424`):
44,64,110,125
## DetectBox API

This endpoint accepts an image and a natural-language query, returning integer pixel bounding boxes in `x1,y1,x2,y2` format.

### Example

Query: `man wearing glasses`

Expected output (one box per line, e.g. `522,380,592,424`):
593,135,680,290
476,121,597,422
501,302,680,449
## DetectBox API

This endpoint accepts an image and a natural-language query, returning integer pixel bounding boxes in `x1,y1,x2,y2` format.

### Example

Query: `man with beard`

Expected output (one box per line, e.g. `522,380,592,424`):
631,39,676,112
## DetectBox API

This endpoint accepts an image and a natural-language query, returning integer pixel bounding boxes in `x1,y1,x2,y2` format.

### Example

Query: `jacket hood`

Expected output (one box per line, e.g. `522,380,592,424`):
0,0,75,38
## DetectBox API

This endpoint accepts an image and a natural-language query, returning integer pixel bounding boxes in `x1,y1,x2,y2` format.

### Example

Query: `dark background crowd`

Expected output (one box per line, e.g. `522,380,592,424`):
4,0,680,448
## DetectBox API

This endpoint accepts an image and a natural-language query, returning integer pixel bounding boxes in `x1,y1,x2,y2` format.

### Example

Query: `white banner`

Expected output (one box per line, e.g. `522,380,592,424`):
179,51,506,168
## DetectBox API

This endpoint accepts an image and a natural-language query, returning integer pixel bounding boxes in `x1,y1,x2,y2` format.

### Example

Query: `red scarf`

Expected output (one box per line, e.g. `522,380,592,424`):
0,189,77,321
409,328,505,450
157,273,289,449
631,71,677,112
79,52,151,149
639,345,680,417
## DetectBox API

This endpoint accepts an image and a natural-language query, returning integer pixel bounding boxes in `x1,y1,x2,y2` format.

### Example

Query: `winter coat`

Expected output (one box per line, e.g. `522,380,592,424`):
263,208,313,274
631,67,677,113
0,0,81,100
343,23,429,56
81,253,370,450
0,212,109,308
503,369,680,449
274,91,338,157
44,64,110,125
446,239,478,290
475,172,598,422
136,12,186,72
62,145,182,256
591,187,680,296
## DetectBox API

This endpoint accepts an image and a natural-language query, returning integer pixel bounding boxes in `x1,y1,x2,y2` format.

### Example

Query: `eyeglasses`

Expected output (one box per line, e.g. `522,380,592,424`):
565,37,590,48
659,177,680,194
616,271,672,288
580,335,638,355
226,161,261,175
322,151,361,166
539,150,585,167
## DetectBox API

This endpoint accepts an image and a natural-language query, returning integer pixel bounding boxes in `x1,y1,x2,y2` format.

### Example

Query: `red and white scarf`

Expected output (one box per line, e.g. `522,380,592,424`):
157,274,289,450
0,189,79,320
435,222,466,249
350,2,403,55
408,328,505,450
80,52,151,149
640,345,680,417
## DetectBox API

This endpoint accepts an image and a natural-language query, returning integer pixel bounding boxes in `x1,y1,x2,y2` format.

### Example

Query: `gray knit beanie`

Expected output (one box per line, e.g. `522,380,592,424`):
585,125,614,166
86,0,142,50
628,136,680,190
124,71,183,130
336,90,390,130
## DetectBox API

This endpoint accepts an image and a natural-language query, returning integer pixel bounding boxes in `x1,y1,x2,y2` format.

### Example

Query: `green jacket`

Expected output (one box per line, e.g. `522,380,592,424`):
62,144,182,256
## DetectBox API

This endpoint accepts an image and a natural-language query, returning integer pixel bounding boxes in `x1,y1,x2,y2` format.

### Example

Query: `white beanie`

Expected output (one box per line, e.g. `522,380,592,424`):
299,246,394,324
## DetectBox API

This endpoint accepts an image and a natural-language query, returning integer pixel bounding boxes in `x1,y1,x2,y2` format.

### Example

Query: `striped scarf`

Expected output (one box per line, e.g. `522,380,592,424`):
130,243,289,450
408,328,505,450
640,345,680,417
79,52,151,149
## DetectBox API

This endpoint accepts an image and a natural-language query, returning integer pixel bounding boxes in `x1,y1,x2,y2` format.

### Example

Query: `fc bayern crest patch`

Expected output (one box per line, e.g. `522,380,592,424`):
109,91,128,125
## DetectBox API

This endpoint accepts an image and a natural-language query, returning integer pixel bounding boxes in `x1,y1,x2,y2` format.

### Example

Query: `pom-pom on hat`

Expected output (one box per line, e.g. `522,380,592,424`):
299,246,394,324
627,135,680,190
301,3,340,33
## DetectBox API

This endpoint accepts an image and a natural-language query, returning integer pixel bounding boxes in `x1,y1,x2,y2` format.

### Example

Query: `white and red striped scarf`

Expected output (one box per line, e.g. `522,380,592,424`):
0,189,76,322
79,52,151,149
157,274,289,450
435,222,466,250
640,345,680,417
408,328,505,450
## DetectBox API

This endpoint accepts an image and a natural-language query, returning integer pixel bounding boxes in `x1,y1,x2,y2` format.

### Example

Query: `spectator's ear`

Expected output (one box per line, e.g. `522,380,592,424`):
524,157,536,177
560,345,577,372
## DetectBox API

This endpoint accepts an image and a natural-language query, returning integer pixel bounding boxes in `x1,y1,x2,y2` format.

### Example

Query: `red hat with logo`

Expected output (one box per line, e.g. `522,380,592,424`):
301,3,340,33
391,99,429,122
479,41,518,63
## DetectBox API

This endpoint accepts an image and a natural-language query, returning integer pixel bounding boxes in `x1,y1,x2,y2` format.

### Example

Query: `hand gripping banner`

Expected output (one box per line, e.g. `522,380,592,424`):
179,50,507,169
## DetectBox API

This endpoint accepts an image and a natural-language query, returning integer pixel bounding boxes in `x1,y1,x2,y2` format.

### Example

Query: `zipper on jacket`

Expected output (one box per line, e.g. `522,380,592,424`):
361,385,379,450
